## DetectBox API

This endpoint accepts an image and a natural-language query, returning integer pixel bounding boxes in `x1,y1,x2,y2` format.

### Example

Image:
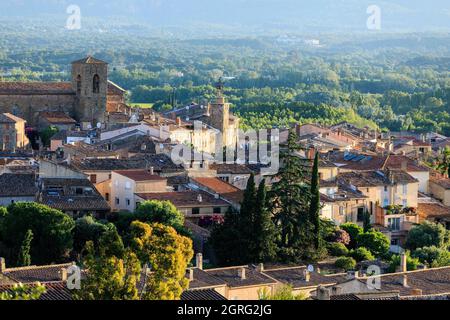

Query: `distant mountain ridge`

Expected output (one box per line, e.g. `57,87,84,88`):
1,0,449,32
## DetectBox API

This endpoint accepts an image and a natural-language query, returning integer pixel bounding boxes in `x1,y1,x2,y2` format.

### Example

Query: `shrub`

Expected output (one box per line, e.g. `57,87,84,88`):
349,247,375,262
340,223,363,248
412,246,450,268
330,229,351,245
387,252,420,273
357,230,390,257
406,221,450,251
328,242,349,257
335,257,357,271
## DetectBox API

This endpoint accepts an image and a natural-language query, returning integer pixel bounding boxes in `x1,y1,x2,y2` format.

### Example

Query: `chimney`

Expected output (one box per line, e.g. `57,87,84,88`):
332,286,343,295
256,263,264,272
197,194,203,203
402,275,408,288
303,269,311,282
176,117,182,127
149,167,154,175
316,286,331,300
400,252,407,273
346,271,359,280
0,257,5,273
61,267,68,282
196,253,203,270
238,267,246,280
411,288,423,296
189,269,194,281
307,146,316,160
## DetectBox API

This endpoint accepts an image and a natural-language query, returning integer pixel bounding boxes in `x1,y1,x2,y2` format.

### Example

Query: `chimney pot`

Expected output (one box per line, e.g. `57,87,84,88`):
149,167,154,175
256,263,264,272
411,288,422,296
196,253,203,270
0,257,5,273
61,267,68,282
303,269,311,282
402,274,408,288
400,252,407,273
238,267,246,280
189,269,194,281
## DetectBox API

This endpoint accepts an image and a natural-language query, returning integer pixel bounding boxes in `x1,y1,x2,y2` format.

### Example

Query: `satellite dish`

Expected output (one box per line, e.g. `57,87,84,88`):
96,122,102,129
307,265,314,272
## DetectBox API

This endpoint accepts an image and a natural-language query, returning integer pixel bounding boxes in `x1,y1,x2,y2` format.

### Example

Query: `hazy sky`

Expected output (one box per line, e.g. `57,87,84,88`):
1,0,450,33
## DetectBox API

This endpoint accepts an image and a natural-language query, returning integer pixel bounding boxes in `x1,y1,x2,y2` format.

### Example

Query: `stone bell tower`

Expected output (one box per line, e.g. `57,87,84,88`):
71,56,108,130
208,78,231,144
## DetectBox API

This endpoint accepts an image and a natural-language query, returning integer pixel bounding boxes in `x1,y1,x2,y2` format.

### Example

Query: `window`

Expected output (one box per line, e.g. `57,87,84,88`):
75,188,83,195
402,199,407,207
383,198,389,207
76,75,81,94
192,208,200,215
357,207,365,222
213,207,221,214
105,193,110,201
388,218,401,231
391,239,399,246
93,74,100,93
339,206,345,216
126,198,131,206
384,186,388,192
90,174,97,184
115,197,120,205
403,184,408,195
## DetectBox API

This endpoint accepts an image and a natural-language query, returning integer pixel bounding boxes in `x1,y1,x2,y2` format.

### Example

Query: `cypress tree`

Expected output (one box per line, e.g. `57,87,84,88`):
269,129,311,261
17,229,33,267
253,179,277,262
308,152,321,250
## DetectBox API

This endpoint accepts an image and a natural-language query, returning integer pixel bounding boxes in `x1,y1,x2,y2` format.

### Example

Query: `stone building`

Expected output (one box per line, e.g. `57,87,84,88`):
0,113,30,151
0,56,128,130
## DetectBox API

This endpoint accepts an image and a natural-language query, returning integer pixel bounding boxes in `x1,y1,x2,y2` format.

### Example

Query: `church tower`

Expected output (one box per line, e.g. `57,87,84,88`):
71,56,108,129
208,78,231,145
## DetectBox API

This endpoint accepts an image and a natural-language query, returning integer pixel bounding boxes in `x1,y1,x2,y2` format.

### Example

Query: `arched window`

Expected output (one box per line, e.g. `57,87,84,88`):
93,74,100,94
76,75,82,94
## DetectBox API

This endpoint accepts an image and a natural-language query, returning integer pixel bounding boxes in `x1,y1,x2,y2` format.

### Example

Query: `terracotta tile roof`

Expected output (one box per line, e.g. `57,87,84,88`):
136,191,229,208
359,267,450,296
114,169,166,182
70,154,183,172
337,170,418,187
40,112,76,124
330,292,400,300
417,203,450,221
324,151,388,171
0,82,74,95
3,263,73,283
263,266,347,289
385,155,430,172
430,177,450,189
181,288,226,300
0,81,123,96
39,178,110,212
210,163,253,175
191,177,244,204
0,112,26,123
72,56,107,65
186,268,227,290
205,266,277,288
0,173,38,197
0,282,72,300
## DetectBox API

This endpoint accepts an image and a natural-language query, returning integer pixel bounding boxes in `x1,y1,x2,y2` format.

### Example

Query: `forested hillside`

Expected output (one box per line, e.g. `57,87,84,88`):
0,19,449,133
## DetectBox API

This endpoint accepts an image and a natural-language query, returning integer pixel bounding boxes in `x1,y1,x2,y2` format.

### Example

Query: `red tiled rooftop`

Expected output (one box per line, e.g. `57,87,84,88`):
40,111,77,124
114,170,167,182
191,177,244,204
136,191,229,207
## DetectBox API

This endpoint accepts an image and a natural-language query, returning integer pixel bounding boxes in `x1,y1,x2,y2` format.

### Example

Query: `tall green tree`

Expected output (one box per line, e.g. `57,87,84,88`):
268,129,312,262
17,229,33,267
252,179,277,262
309,152,322,250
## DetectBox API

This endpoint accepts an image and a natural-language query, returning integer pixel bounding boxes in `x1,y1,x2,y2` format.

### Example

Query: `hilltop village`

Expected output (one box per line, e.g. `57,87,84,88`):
1,57,450,301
